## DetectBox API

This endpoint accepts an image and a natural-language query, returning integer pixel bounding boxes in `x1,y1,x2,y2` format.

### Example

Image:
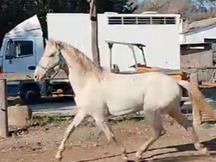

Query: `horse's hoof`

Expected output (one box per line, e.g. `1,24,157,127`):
199,147,209,155
55,153,63,161
122,155,129,162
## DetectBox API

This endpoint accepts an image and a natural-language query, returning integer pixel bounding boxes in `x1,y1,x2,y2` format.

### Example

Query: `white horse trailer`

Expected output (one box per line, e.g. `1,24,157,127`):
47,13,182,71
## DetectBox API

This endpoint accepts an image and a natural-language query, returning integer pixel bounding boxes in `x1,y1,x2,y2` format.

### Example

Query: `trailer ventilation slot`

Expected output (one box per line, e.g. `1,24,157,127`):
108,16,176,25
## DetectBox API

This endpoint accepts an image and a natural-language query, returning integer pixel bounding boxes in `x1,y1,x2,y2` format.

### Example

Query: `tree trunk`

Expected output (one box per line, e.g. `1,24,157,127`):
90,0,100,67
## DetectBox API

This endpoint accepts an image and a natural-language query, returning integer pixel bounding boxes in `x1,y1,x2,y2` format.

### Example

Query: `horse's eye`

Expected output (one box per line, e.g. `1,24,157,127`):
50,53,55,57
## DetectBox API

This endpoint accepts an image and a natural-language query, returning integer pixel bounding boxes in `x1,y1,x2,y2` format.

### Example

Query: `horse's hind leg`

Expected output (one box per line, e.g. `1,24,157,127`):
55,110,86,160
135,110,165,161
94,115,128,161
169,106,208,154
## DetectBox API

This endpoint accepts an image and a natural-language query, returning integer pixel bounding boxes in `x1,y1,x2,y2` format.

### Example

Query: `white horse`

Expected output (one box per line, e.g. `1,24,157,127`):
34,41,215,161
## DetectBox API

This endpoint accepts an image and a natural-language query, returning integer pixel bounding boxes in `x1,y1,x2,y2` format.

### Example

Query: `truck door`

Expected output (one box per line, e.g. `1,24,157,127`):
3,39,36,73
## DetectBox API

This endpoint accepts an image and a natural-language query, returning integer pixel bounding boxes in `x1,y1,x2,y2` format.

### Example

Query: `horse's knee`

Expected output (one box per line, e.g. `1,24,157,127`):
153,128,165,139
161,128,166,136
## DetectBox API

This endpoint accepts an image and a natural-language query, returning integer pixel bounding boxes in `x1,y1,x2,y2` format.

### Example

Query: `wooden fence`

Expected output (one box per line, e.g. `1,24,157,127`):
0,79,8,137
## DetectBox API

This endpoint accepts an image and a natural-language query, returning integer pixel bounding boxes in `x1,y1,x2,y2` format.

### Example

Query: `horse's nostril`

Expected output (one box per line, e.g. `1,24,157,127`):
34,75,38,80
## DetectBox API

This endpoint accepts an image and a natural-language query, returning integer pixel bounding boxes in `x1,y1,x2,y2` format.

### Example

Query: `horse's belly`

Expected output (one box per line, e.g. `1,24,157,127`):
109,105,143,116
107,97,143,116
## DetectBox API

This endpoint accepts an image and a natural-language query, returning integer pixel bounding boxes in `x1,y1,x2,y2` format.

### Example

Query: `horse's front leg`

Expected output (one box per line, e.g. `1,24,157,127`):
94,116,128,161
55,110,86,161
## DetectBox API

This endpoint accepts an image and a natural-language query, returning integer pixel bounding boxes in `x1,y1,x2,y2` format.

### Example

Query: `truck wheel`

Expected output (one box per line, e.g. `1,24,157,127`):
20,87,41,104
180,101,185,107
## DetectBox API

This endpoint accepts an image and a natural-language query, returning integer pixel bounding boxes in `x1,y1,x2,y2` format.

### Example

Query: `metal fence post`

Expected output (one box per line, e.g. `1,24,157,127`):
0,79,8,137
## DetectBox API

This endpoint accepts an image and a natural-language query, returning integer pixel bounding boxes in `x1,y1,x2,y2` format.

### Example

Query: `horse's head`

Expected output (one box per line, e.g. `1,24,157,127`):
34,41,64,81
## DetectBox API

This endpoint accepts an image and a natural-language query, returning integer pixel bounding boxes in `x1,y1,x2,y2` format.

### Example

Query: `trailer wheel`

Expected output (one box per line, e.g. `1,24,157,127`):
20,86,41,104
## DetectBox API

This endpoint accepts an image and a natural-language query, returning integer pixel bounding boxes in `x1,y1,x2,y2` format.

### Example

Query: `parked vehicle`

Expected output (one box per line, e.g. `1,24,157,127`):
106,40,184,79
0,15,73,104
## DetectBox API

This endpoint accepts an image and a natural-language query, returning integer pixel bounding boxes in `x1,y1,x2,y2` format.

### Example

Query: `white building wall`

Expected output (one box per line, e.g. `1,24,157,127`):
183,24,216,44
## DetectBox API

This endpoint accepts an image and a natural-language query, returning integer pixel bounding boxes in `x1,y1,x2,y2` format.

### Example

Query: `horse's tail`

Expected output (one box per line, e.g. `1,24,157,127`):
177,80,215,123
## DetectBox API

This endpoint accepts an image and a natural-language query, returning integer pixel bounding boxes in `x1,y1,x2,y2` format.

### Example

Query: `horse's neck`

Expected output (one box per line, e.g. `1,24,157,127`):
61,49,89,93
68,68,89,93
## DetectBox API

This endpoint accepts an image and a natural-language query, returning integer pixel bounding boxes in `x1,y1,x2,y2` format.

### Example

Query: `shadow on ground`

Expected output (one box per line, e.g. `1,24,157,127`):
8,95,75,106
140,138,216,162
74,138,216,162
38,96,74,104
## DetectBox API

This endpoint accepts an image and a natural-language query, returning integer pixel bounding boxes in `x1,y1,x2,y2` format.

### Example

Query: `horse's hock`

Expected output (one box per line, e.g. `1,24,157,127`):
8,105,32,127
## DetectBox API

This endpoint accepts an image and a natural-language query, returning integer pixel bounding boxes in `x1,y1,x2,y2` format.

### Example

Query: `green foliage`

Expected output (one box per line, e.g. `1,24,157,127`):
0,0,134,46
1,0,216,46
97,0,128,13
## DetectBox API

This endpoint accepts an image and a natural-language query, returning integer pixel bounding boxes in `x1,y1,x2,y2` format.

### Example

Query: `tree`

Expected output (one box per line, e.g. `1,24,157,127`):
0,0,133,46
90,0,100,66
133,0,216,22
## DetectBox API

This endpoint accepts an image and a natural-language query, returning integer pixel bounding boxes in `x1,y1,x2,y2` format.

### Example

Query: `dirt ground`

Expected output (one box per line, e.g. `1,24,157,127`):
0,115,216,162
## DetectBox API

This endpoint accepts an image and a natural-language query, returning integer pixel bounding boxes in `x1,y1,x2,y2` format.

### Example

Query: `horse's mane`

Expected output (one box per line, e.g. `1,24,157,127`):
54,41,102,78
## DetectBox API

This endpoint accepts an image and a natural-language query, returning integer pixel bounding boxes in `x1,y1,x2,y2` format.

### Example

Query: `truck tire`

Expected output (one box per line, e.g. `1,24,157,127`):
20,86,41,104
180,101,185,107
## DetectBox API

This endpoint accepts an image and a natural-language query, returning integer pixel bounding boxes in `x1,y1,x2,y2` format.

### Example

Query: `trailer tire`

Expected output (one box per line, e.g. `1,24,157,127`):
20,86,41,104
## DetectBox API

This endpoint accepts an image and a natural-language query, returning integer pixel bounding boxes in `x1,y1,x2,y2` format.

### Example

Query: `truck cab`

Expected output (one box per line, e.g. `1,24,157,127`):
0,15,44,74
0,15,44,104
0,15,74,104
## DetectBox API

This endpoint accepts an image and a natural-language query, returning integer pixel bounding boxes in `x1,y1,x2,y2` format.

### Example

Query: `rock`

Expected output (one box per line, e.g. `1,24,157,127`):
8,105,32,128
93,143,99,147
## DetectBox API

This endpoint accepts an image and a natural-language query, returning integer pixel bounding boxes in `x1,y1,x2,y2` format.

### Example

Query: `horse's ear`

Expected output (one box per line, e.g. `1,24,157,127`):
55,41,62,50
56,44,61,50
